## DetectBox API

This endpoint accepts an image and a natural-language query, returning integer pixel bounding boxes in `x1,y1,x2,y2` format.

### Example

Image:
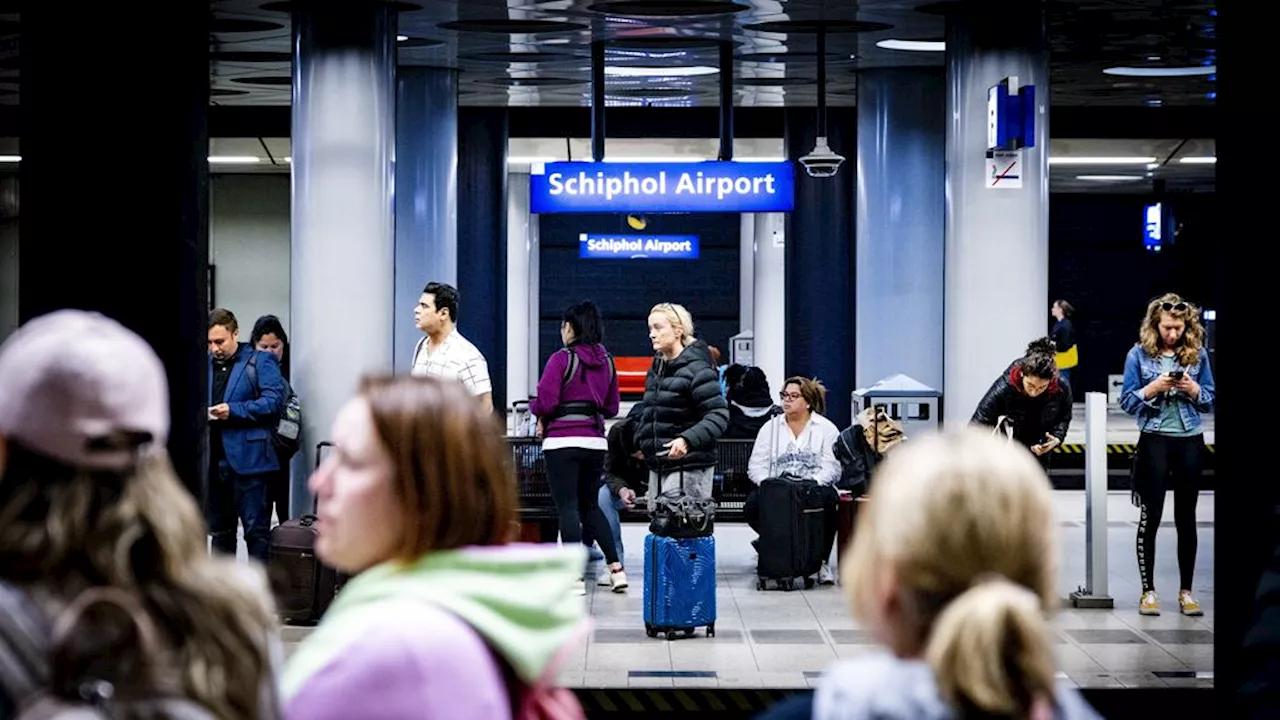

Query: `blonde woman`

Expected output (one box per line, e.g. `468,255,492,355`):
0,310,279,719
633,302,729,501
1120,293,1214,617
809,429,1100,720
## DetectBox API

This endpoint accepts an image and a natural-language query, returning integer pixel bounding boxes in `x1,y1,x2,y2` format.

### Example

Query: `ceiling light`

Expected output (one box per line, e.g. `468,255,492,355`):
1103,65,1216,77
1179,156,1216,164
604,65,719,77
0,155,19,163
505,156,787,165
1049,156,1157,165
208,156,261,164
1075,175,1145,182
397,35,408,41
875,39,945,52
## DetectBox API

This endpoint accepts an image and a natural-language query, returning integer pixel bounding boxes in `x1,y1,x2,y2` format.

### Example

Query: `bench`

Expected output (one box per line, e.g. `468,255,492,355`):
510,437,758,528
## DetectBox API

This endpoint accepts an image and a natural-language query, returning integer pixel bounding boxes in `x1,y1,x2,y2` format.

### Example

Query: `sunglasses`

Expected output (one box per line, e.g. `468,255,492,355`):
1161,301,1188,312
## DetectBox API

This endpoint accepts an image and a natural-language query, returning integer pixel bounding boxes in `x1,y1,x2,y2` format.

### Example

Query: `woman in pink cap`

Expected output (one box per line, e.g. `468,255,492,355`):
0,310,280,718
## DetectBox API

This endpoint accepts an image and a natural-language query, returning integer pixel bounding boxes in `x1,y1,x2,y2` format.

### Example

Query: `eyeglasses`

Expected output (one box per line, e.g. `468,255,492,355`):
779,392,803,401
1161,301,1188,312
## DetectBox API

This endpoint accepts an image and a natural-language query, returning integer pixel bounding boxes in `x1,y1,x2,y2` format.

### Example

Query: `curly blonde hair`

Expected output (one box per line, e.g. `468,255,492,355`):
1138,293,1204,367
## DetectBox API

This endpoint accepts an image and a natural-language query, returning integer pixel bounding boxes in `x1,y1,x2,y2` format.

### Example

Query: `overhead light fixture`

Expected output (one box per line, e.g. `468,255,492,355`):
397,35,408,42
1179,156,1216,164
604,65,719,78
875,39,945,52
0,155,19,163
505,155,787,165
208,156,261,164
1075,175,1145,181
1049,156,1157,165
1103,65,1216,77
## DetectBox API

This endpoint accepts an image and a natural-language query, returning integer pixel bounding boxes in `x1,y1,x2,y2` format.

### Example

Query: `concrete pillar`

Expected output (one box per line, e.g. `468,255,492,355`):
290,2,397,514
943,1,1050,425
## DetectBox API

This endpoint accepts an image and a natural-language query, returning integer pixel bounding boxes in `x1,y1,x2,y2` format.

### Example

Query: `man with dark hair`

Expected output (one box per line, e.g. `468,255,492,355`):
206,308,288,562
411,281,493,412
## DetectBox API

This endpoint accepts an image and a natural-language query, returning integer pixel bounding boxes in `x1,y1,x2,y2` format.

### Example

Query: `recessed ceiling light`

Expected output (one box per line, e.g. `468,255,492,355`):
1076,175,1145,181
1049,156,1157,165
397,35,408,41
1103,65,1216,77
875,39,945,52
0,155,19,163
604,65,719,77
208,156,261,164
1179,156,1217,164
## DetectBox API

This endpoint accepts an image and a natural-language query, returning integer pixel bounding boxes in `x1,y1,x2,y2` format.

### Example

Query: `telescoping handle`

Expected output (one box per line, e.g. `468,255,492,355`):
311,442,336,515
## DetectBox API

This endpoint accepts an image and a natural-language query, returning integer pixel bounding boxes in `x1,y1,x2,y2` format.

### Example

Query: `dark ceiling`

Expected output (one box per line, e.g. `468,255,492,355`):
199,0,1217,109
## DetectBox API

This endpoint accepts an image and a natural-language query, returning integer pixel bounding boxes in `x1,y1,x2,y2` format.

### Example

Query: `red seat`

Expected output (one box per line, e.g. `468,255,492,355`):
614,356,653,397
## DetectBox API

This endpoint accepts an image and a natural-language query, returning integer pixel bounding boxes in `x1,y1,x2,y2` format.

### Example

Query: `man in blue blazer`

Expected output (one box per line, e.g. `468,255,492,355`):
207,308,287,562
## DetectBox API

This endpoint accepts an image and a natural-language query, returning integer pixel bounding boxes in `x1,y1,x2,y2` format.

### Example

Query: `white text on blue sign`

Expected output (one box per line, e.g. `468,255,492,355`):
530,161,796,213
579,234,700,260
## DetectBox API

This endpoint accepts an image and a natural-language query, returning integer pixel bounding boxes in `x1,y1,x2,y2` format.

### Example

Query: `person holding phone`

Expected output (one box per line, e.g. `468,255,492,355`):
971,338,1073,468
1120,293,1215,617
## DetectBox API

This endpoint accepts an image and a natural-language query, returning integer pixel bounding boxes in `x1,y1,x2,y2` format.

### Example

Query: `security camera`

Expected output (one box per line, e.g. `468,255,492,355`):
798,136,845,178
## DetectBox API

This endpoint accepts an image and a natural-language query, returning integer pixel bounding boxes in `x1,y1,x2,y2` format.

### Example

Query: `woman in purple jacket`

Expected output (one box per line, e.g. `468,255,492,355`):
530,301,626,594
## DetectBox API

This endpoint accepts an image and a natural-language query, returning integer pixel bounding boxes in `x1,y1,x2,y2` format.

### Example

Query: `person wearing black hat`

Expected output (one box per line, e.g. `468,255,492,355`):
724,366,782,440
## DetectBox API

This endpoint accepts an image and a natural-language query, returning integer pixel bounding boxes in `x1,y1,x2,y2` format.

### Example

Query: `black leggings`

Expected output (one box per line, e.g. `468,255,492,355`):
543,447,620,567
1134,432,1204,593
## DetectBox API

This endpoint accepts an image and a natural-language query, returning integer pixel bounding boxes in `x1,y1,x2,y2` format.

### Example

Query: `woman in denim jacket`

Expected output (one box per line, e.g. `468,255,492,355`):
1120,294,1215,617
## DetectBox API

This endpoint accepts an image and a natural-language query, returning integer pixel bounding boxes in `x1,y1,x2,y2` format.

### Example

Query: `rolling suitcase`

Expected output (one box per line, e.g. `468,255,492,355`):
268,441,350,625
643,533,716,640
755,477,830,591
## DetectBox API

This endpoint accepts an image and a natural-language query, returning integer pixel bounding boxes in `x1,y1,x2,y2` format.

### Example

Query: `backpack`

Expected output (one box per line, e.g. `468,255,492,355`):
245,352,301,462
0,582,217,720
542,348,618,429
484,631,585,720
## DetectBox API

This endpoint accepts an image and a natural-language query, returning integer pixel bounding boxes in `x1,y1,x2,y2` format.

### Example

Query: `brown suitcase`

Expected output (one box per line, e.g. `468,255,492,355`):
268,441,349,625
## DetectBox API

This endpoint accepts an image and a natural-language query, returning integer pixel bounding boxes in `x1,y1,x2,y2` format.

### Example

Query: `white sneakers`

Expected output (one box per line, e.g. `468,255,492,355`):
593,568,629,593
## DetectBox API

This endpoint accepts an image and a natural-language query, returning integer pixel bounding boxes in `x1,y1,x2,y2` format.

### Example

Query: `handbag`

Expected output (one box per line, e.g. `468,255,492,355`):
649,490,715,538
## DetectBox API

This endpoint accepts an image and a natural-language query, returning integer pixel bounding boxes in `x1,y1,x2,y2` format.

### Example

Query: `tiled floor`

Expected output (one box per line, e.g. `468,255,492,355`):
277,491,1215,691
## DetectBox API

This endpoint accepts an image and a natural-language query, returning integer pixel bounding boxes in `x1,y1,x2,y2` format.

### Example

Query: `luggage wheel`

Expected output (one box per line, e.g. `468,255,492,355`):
707,623,716,638
804,577,816,590
756,578,766,591
645,623,658,639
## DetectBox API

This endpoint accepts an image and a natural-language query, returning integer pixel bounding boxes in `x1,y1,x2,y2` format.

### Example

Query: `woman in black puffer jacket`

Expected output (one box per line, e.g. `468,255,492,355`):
634,302,730,501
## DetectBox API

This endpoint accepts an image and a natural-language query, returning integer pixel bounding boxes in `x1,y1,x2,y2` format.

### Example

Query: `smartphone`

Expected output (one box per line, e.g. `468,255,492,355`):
1168,370,1185,381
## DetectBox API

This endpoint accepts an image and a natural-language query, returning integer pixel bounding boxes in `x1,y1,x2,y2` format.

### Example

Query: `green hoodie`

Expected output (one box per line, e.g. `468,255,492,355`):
281,543,588,702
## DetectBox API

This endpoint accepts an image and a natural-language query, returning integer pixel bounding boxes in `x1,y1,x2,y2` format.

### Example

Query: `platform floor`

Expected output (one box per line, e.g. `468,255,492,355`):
277,491,1215,691
1061,405,1214,445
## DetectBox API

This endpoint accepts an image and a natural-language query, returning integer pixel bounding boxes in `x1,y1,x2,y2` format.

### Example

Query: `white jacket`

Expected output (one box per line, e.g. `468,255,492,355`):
747,412,842,486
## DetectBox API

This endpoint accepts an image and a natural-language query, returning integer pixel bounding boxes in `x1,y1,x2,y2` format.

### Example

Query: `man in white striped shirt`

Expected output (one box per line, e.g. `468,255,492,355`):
410,281,493,413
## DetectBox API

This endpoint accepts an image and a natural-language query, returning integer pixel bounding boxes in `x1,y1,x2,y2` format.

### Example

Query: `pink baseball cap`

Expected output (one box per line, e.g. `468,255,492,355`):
0,310,170,471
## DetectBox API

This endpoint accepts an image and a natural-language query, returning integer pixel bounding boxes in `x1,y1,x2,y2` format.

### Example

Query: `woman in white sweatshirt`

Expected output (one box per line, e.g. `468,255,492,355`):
744,376,843,584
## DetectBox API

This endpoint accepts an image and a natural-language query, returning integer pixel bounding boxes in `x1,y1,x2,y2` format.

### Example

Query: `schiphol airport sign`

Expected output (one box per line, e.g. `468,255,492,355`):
579,233,699,260
530,161,795,214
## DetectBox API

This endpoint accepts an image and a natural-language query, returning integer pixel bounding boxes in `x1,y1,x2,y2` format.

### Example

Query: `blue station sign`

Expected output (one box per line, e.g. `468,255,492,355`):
531,161,795,214
579,233,700,260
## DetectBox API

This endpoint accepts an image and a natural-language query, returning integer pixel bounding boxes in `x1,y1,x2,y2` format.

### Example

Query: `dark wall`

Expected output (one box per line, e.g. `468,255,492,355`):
1048,192,1219,396
537,213,741,368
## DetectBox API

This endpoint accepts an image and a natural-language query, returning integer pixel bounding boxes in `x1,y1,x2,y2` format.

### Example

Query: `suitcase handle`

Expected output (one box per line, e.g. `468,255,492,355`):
311,442,336,515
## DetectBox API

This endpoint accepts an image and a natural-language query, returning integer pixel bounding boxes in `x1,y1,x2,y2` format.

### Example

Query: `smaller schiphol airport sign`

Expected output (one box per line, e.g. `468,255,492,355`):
531,161,795,214
579,233,700,260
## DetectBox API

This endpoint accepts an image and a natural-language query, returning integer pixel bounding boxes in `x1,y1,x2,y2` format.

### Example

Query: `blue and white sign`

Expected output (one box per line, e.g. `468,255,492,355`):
1143,202,1162,253
987,77,1037,151
531,161,795,214
579,233,700,260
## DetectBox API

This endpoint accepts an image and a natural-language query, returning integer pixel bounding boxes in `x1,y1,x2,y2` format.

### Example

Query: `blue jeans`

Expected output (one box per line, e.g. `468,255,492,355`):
207,459,272,563
1059,367,1073,395
597,483,626,563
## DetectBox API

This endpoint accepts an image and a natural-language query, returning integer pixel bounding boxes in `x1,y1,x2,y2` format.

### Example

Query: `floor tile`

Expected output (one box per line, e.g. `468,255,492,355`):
1053,644,1106,673
1067,673,1124,689
1144,629,1214,645
585,643,671,672
1161,644,1214,670
1080,645,1187,673
579,671,629,688
1113,672,1169,688
754,645,836,674
670,643,758,672
751,629,826,645
1064,628,1148,644
827,629,874,645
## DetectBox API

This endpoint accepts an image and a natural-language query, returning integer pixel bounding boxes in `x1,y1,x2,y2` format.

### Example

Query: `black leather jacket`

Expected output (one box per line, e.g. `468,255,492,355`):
971,362,1073,448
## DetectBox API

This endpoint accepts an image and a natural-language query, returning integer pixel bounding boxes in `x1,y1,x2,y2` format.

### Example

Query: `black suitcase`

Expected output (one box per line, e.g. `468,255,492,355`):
755,477,830,591
268,441,350,625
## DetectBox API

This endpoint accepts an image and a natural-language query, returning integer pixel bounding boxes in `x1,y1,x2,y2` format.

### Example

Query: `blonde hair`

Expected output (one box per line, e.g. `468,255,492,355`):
649,302,696,347
841,429,1058,718
1138,292,1204,367
0,447,277,719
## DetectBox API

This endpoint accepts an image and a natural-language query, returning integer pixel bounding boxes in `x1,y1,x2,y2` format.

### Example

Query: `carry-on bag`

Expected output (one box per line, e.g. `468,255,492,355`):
755,476,830,591
643,533,716,640
268,441,350,625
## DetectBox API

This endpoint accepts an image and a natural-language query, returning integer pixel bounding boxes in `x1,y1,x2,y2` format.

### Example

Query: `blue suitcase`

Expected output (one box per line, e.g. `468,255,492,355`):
643,534,717,640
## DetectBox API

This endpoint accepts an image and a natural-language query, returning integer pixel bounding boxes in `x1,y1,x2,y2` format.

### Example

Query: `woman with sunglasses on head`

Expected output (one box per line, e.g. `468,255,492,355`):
1120,294,1214,617
971,338,1074,468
